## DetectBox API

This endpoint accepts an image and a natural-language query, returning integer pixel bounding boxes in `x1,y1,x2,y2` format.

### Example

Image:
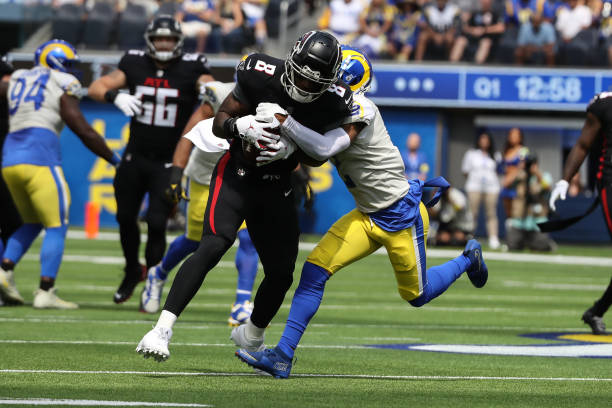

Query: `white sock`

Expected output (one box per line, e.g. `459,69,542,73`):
245,318,265,339
156,310,177,330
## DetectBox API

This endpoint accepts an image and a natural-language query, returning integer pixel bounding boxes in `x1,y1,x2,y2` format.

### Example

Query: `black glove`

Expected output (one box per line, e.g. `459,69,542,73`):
165,165,189,205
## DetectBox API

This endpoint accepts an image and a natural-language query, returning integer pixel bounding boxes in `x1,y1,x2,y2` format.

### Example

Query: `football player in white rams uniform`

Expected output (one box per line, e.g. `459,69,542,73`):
235,46,489,378
0,40,119,308
139,81,260,327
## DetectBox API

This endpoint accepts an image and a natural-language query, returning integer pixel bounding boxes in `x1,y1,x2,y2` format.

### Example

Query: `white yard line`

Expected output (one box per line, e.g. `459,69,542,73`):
0,317,587,332
64,230,612,267
0,369,610,382
0,398,210,407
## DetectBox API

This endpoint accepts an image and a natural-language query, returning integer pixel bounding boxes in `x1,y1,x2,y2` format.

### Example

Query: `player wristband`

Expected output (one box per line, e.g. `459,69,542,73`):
223,117,238,139
104,89,119,103
169,165,184,185
110,152,121,167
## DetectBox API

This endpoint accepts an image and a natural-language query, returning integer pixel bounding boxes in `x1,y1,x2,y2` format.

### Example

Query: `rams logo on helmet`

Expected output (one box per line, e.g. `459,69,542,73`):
34,39,79,73
339,46,373,95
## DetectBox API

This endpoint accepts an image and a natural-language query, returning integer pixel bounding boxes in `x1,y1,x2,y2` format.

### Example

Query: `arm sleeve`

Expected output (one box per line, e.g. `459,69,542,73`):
281,115,351,161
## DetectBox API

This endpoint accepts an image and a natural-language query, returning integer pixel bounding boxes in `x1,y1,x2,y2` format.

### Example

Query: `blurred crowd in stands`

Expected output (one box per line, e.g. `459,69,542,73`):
1,0,611,65
320,0,612,66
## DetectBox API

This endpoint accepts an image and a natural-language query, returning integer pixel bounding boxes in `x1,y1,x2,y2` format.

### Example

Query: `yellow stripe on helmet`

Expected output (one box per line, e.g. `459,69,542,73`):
341,48,371,93
38,42,75,69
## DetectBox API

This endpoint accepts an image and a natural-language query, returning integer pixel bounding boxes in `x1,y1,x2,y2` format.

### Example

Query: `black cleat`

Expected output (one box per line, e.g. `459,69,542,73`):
581,307,607,335
113,265,146,304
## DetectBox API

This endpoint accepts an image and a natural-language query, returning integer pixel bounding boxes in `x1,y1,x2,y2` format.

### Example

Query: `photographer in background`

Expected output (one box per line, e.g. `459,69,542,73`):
428,187,474,246
505,154,556,251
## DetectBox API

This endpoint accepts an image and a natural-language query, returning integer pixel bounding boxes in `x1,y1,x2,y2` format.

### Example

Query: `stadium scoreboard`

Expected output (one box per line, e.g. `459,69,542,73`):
369,64,612,111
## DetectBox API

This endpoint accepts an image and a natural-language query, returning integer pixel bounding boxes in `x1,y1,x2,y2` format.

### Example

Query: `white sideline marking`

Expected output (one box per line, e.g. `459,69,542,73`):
64,230,612,267
0,398,210,407
502,280,607,291
23,254,236,269
0,339,370,350
0,317,587,332
1,369,610,382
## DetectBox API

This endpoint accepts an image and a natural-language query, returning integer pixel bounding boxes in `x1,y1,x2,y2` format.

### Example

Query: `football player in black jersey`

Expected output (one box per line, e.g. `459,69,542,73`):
0,55,21,259
549,93,612,335
89,15,213,304
136,31,365,362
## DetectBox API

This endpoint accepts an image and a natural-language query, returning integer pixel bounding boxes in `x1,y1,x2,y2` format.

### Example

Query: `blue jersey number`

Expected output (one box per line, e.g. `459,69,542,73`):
9,72,50,115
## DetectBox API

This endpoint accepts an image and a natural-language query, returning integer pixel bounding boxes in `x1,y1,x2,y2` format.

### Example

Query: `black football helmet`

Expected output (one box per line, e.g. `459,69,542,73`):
144,15,184,62
0,54,14,77
281,30,342,103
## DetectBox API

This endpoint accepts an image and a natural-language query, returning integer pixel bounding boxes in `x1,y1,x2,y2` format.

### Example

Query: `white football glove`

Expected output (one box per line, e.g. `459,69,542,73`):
256,135,297,166
114,93,142,117
235,114,280,150
549,179,569,212
255,102,288,123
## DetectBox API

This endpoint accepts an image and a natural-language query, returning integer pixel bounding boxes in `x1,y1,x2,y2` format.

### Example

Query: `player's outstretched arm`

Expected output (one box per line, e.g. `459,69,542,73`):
60,94,119,166
89,69,142,117
563,112,601,182
550,112,601,211
88,69,127,102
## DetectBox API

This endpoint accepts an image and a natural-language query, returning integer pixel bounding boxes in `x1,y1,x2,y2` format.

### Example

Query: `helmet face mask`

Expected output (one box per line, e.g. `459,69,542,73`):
34,39,79,73
282,31,342,103
145,15,184,62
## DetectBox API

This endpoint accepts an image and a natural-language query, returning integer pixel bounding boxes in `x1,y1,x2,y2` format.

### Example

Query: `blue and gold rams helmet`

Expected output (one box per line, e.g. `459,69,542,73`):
34,39,79,73
338,45,373,95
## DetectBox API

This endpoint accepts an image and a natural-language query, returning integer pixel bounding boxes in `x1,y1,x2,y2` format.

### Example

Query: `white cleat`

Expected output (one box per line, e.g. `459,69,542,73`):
136,326,173,362
33,288,78,309
0,269,24,305
140,266,166,314
230,323,265,352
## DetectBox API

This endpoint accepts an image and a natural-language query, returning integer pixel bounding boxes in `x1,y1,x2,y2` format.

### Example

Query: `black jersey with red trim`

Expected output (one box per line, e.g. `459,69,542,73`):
0,58,14,152
119,50,211,161
233,53,352,175
587,92,612,181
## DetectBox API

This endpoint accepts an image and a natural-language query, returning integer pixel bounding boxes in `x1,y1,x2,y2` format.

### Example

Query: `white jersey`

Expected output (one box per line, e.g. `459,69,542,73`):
334,95,409,213
8,66,82,135
184,81,234,185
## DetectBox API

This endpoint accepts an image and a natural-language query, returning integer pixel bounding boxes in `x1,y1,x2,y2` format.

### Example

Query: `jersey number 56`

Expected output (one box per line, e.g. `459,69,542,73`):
134,85,178,127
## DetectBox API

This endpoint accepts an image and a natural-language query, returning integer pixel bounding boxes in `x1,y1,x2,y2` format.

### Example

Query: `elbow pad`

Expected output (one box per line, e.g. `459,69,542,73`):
281,115,351,161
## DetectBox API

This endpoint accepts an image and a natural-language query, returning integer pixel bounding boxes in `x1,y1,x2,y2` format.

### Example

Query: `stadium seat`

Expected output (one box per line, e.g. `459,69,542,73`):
156,1,179,17
52,4,85,46
81,1,116,50
264,0,300,39
558,29,599,67
117,3,148,50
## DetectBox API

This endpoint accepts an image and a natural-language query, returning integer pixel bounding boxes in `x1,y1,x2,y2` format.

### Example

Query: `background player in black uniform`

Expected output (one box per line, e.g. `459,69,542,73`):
89,15,213,304
549,92,612,335
0,55,21,258
136,30,363,361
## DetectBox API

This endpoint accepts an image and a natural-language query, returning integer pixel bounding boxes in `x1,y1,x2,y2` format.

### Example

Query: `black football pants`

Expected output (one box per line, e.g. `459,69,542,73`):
594,181,612,316
164,152,299,328
113,153,174,274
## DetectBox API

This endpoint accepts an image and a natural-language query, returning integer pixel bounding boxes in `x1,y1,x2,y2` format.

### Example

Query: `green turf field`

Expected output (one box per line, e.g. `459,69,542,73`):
1,231,611,407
